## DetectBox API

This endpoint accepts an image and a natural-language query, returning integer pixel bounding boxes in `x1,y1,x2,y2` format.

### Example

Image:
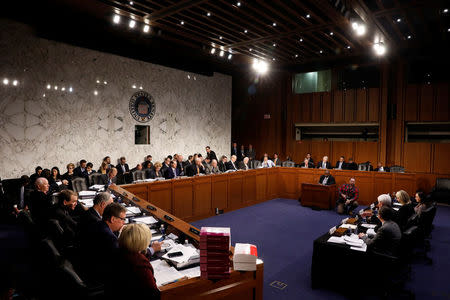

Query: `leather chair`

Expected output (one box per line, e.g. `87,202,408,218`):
431,178,450,205
252,161,261,169
358,162,373,171
390,165,405,173
132,170,146,181
72,177,87,192
282,161,295,167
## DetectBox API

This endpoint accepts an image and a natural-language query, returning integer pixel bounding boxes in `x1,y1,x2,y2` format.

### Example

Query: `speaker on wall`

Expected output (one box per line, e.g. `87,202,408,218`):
295,127,301,140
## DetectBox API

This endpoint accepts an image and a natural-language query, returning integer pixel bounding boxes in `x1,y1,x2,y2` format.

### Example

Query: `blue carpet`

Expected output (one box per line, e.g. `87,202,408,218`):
191,199,450,300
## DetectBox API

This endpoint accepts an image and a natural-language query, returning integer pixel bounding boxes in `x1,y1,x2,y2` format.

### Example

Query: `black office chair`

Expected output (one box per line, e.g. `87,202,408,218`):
431,178,450,205
390,165,405,173
89,173,103,185
72,177,87,193
132,170,146,181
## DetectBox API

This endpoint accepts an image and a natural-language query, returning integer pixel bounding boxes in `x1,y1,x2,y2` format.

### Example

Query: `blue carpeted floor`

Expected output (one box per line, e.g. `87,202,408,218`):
191,199,450,300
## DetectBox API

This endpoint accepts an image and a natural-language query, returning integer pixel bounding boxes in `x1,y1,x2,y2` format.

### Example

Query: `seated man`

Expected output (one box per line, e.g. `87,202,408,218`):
238,157,251,170
306,153,314,164
165,160,180,179
300,158,314,168
335,156,346,170
206,159,222,175
100,167,117,188
79,192,113,230
336,178,359,215
361,194,395,228
374,162,389,172
49,189,78,244
218,155,228,172
261,155,275,168
73,160,88,178
343,158,358,170
185,158,206,176
319,170,335,186
29,177,53,225
226,155,239,171
273,153,282,166
359,206,402,256
317,156,331,169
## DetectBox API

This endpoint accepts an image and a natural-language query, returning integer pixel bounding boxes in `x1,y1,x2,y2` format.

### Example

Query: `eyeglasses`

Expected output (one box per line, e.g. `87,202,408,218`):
115,216,126,221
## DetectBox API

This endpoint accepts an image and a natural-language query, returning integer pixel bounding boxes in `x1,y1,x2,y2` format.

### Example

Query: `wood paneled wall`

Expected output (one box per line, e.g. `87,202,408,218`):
232,69,450,177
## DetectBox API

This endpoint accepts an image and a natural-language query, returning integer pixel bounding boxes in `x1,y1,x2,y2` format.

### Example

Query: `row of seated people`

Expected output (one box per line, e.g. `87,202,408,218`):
14,180,162,299
299,154,390,171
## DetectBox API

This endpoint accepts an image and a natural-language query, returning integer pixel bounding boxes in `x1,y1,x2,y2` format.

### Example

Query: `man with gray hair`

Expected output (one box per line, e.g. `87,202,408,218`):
238,157,251,170
362,194,396,228
185,158,206,176
226,155,238,171
29,177,52,224
80,192,114,226
206,159,222,175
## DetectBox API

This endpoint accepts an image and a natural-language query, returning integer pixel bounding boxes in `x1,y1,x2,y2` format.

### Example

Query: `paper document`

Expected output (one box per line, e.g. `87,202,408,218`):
89,184,105,191
151,234,163,242
150,259,186,287
340,224,357,230
79,199,94,208
162,244,199,264
126,206,141,216
133,216,158,225
327,236,346,244
78,190,97,197
178,266,200,279
161,239,177,251
361,224,377,229
350,243,367,252
393,207,399,211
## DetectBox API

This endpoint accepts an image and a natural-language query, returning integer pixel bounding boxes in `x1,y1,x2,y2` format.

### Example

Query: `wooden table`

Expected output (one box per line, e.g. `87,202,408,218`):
301,183,336,209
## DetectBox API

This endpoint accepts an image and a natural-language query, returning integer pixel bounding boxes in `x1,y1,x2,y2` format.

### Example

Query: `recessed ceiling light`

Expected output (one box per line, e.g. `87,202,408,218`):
237,1,241,6
129,20,136,28
104,81,107,85
443,8,448,13
187,75,191,79
306,14,311,18
180,20,184,25
129,1,133,5
272,22,276,26
3,78,9,85
373,42,386,56
244,29,248,33
272,58,276,61
295,54,298,57
330,32,334,35
94,90,98,95
299,38,303,42
113,14,120,24
219,50,224,57
319,50,323,53
143,25,150,33
96,80,100,83
47,84,51,89
407,35,412,39
207,12,211,17
249,48,252,51
219,36,223,40
396,18,401,23
61,87,65,91
448,28,450,32
54,86,58,90
273,43,276,47
356,24,366,36
132,85,136,89
139,86,143,89
43,94,46,97
347,45,351,49
228,53,232,60
211,48,216,54
69,87,73,92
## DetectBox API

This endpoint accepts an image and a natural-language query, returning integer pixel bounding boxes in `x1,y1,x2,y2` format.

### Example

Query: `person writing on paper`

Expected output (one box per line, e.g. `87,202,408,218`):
106,224,160,299
358,206,401,256
336,178,359,215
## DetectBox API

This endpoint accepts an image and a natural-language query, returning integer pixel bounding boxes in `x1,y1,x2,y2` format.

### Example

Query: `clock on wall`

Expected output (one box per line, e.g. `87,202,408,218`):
129,90,156,123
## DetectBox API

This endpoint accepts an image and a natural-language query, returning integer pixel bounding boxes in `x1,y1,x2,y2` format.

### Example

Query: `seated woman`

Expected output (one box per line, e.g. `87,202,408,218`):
414,192,433,215
98,162,108,174
61,163,75,190
146,162,164,179
106,223,160,299
395,190,415,231
50,166,69,190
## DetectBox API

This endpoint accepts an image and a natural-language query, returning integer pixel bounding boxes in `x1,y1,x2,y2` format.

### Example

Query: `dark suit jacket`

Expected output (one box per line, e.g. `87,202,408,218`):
273,158,282,166
73,166,87,178
49,204,78,241
247,149,256,160
161,164,170,177
206,151,217,161
116,163,130,175
29,190,53,224
238,149,245,161
344,162,358,170
231,147,238,157
316,161,332,169
61,172,75,190
319,175,336,185
218,161,227,172
146,169,164,179
226,161,238,171
165,167,180,179
79,207,101,228
238,161,250,170
185,164,205,177
100,174,117,187
176,161,185,175
396,203,415,231
362,220,401,256
299,162,314,168
335,161,347,169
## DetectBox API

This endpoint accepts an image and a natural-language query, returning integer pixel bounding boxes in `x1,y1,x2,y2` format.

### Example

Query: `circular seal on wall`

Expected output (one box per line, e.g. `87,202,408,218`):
129,91,156,123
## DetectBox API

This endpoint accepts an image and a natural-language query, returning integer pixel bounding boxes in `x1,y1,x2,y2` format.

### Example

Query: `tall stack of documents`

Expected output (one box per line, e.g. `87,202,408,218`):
200,227,231,280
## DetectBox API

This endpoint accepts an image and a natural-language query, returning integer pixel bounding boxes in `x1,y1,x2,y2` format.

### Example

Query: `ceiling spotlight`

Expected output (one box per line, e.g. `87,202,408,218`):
252,59,268,75
143,25,150,33
104,81,107,85
96,79,100,83
94,90,98,96
299,38,303,42
443,8,448,13
69,87,73,92
61,87,65,91
43,94,46,97
448,28,450,32
54,86,58,90
330,32,334,35
187,75,191,79
244,29,248,33
129,1,133,5
273,43,276,47
113,14,120,24
396,18,401,23
132,85,136,89
295,54,298,58
219,50,224,57
3,78,9,85
211,48,216,54
354,23,366,36
12,80,18,86
237,1,241,6
219,36,223,40
373,42,386,56
319,50,323,54
129,20,136,28
306,14,311,18
180,20,184,25
272,58,276,61
228,53,232,60
139,86,143,89
249,48,252,51
407,35,412,39
347,45,351,49
46,84,51,89
207,12,211,17
272,22,277,26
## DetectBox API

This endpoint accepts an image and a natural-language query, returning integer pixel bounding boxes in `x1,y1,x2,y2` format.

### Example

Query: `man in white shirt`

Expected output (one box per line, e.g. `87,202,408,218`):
261,155,275,168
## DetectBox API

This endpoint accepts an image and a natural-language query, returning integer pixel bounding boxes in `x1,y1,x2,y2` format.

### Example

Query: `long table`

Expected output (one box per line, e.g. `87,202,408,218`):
122,167,441,222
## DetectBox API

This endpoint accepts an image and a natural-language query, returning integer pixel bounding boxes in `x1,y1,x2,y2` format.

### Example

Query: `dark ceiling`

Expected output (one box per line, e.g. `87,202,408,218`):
3,0,450,75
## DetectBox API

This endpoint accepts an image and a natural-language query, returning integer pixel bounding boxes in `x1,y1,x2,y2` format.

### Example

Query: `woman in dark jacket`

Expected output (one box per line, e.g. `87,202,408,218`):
395,190,415,231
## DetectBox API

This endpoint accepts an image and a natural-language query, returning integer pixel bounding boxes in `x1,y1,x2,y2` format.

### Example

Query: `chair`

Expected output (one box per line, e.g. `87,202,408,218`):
282,161,295,167
88,174,102,186
132,170,146,181
431,178,450,205
390,165,405,173
358,162,372,171
251,160,261,169
72,177,87,192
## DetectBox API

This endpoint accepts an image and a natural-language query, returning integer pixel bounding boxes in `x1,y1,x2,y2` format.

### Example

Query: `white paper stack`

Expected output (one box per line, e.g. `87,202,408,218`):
150,259,186,286
133,216,158,225
125,206,141,217
78,190,97,199
327,236,346,244
79,199,94,208
89,184,105,191
233,243,258,271
343,235,367,252
162,244,200,269
340,224,357,230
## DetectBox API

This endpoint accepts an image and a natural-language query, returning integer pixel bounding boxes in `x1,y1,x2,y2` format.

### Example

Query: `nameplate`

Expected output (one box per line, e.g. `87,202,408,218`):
132,196,140,202
146,205,156,211
189,227,200,235
329,226,336,235
164,215,174,222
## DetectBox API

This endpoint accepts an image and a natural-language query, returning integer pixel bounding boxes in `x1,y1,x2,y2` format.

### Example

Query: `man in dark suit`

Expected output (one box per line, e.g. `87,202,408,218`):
316,156,332,169
374,162,390,172
116,156,130,184
73,160,88,178
49,189,78,244
238,145,246,161
161,157,171,177
206,159,222,175
306,153,314,165
335,156,346,170
29,177,53,225
344,158,358,170
226,155,239,171
165,160,180,179
218,156,228,172
142,155,153,170
359,206,402,256
79,192,113,228
176,155,185,175
300,158,314,168
247,144,256,161
4,175,30,214
231,142,238,157
205,146,218,162
273,153,282,166
29,166,43,186
238,157,251,170
319,170,336,186
185,158,206,177
100,168,118,188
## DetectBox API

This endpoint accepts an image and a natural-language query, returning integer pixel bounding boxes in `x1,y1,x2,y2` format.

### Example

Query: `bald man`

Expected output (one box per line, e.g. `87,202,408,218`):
319,170,335,186
29,177,53,224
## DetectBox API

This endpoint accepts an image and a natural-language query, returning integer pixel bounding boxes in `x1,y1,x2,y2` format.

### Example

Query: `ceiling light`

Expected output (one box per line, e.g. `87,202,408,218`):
244,29,248,33
69,87,73,92
12,80,18,86
306,14,311,18
104,81,107,85
272,22,276,26
180,21,184,25
129,20,136,28
54,86,58,90
143,25,150,33
132,85,136,89
219,36,223,40
448,28,450,32
139,86,143,89
356,24,366,36
352,22,358,30
211,48,216,54
443,8,448,13
272,58,276,61
113,14,120,24
330,32,334,35
295,54,298,58
3,78,9,85
273,43,276,47
407,35,411,39
129,1,133,5
187,75,191,79
228,53,232,60
46,84,51,89
219,50,224,57
347,45,351,49
96,79,100,83
319,50,323,54
396,18,401,23
43,94,46,97
61,87,65,91
207,12,211,17
299,38,303,42
94,90,98,95
249,48,252,51
373,42,386,56
252,59,268,75
237,1,241,6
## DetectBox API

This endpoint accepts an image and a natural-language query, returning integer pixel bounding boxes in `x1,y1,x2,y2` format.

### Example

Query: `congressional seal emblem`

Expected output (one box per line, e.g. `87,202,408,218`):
129,91,156,123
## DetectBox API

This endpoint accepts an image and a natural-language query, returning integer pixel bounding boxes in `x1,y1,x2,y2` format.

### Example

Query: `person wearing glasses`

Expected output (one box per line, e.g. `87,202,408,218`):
106,224,160,299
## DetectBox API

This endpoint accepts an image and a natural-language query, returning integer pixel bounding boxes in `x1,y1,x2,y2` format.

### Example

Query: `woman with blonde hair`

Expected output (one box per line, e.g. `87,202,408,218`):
107,223,159,298
98,162,108,174
395,190,415,231
61,163,75,190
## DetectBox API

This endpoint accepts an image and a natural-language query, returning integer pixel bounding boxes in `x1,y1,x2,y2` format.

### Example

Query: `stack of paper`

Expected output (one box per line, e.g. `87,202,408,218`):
89,184,105,191
162,244,200,269
327,236,346,244
78,190,97,199
343,235,367,252
79,199,94,208
340,224,357,230
361,223,377,229
133,216,159,225
125,206,141,217
200,227,231,280
233,243,258,271
150,259,186,286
